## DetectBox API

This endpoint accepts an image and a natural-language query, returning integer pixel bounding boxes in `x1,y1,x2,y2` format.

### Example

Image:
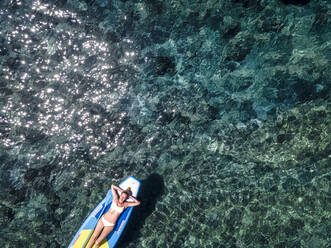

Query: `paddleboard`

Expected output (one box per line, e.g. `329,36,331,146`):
68,176,141,248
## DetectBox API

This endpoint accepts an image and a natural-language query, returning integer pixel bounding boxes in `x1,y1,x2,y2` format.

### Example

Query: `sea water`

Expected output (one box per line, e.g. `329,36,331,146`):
0,0,330,247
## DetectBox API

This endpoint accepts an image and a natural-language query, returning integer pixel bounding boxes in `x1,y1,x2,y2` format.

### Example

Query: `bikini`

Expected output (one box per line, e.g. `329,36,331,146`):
101,201,125,227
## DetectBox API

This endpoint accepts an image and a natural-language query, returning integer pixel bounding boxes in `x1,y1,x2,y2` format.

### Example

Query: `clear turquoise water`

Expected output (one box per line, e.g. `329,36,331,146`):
0,0,330,247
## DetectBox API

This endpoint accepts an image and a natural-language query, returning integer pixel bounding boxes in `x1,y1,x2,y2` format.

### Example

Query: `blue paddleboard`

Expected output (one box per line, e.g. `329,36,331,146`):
68,176,141,248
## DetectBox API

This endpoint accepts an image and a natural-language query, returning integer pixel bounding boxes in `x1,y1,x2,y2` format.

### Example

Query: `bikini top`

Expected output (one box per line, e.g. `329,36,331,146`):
110,201,125,214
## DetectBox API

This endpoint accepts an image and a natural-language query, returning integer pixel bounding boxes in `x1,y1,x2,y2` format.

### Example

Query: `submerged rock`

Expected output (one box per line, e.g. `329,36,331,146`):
155,56,176,76
0,204,14,225
220,16,241,38
23,165,53,191
222,31,255,62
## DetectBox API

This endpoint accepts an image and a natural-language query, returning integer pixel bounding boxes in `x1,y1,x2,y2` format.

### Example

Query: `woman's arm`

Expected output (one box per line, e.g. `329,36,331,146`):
111,184,120,202
111,184,123,193
125,196,141,207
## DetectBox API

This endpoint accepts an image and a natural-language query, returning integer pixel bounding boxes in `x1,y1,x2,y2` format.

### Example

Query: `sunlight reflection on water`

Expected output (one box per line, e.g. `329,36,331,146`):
0,0,138,166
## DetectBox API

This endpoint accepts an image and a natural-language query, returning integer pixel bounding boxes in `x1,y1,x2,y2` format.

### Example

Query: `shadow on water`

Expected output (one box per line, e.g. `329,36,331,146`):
116,173,164,247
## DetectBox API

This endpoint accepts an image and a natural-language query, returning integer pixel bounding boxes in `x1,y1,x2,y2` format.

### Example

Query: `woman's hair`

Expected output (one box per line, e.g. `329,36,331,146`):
121,187,132,197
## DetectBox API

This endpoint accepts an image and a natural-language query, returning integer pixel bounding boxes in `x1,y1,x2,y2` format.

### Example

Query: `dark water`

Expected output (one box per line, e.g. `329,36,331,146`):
0,0,330,247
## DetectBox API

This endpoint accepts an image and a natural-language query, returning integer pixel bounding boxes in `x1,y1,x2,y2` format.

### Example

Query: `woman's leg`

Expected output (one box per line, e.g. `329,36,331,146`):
95,226,114,248
86,219,104,248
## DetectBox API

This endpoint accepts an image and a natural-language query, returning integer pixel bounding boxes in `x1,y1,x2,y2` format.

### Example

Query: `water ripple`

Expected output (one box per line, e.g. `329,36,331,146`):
0,0,138,167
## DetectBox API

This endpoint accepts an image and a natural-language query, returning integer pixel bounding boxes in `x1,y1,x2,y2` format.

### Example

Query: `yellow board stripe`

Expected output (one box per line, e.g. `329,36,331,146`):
70,229,93,248
70,229,110,248
97,238,110,248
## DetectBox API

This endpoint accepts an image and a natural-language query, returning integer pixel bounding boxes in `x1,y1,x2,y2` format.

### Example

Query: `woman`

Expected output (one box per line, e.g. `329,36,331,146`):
86,184,141,248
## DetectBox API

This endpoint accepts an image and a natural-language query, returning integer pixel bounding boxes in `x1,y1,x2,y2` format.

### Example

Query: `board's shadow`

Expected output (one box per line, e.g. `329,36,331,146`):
116,173,164,247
